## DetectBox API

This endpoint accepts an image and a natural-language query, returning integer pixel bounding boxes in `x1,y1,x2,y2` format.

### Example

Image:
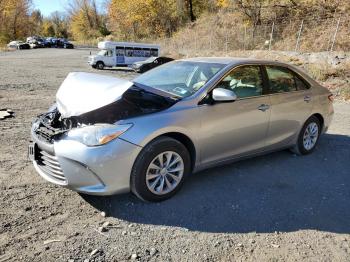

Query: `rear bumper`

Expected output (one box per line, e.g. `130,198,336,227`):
31,130,142,195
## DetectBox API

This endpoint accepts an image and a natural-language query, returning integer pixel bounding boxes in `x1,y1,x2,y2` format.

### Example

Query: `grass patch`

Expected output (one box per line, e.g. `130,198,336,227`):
306,62,348,81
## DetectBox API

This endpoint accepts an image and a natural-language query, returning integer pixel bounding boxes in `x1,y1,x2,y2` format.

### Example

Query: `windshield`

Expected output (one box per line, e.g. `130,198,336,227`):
144,57,157,62
133,61,225,98
98,49,108,56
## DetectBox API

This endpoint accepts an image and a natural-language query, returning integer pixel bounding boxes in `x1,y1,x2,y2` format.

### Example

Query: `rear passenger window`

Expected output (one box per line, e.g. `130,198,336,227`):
294,75,309,90
266,66,296,93
125,47,133,57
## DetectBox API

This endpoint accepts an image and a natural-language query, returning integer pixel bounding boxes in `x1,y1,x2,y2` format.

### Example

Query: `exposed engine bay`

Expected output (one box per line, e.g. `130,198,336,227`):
33,85,178,144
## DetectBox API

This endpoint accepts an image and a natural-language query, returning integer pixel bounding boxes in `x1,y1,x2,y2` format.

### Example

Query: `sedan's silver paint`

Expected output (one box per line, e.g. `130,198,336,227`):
32,57,334,195
56,72,132,118
212,88,237,101
198,95,271,166
265,89,313,149
52,136,142,194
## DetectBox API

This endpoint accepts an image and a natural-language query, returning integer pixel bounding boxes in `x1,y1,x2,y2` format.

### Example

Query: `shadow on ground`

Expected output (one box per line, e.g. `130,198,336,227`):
82,133,350,234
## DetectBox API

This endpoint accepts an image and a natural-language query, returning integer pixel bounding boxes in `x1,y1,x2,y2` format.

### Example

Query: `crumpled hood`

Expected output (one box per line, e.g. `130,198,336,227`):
56,72,133,118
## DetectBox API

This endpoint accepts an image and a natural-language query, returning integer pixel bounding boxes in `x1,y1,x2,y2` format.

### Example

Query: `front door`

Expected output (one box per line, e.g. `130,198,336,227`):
199,65,271,166
103,49,115,67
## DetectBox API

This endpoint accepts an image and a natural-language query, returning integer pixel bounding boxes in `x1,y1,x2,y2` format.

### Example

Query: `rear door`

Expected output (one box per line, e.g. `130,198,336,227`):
263,65,313,148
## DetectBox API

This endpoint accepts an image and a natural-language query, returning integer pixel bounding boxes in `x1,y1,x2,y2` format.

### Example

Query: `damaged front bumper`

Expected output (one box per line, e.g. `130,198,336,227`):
29,118,142,195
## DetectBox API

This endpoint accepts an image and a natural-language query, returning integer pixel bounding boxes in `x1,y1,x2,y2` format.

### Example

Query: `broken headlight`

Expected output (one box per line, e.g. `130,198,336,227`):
67,124,132,146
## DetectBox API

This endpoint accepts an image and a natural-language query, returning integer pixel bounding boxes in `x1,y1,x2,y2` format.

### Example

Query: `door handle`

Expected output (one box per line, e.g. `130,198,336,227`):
258,104,270,112
304,95,311,102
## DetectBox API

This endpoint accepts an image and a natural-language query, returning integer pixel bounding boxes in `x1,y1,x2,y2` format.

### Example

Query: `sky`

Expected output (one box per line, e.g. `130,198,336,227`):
32,0,105,17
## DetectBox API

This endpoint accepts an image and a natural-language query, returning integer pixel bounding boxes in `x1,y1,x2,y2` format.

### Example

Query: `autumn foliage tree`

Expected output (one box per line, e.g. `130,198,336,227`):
0,0,32,44
108,0,180,40
1,0,349,46
107,0,234,40
67,0,109,41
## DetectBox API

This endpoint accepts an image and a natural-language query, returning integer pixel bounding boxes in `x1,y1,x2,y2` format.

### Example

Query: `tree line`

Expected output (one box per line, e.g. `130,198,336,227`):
0,0,348,45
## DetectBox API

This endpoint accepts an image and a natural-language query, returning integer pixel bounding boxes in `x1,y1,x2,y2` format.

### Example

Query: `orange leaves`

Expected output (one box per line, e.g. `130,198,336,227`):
0,0,32,43
68,0,107,41
108,0,179,39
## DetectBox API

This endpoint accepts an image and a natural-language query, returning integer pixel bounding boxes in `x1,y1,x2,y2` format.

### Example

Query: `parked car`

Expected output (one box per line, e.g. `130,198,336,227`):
7,41,30,49
29,58,334,202
42,39,52,48
46,37,59,47
132,56,174,73
27,38,45,48
60,40,74,49
45,37,55,47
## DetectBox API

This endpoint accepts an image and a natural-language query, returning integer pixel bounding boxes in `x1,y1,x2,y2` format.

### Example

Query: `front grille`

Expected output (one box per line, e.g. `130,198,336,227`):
37,150,66,183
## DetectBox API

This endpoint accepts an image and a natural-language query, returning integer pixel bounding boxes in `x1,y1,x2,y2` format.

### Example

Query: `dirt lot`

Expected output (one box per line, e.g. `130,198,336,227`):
0,48,350,262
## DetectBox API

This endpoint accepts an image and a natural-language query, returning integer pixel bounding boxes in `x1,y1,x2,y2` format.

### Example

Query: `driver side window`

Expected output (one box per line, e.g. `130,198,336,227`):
217,65,263,99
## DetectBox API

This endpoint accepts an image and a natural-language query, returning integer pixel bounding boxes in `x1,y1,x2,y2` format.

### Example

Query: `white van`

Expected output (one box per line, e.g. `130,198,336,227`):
88,41,161,70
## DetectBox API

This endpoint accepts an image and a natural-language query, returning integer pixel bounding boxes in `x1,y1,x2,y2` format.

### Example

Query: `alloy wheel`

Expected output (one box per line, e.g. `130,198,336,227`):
145,151,184,195
303,122,319,150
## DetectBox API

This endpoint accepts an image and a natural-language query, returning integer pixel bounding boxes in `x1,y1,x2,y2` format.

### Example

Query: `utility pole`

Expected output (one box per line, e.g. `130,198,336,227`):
269,21,275,51
295,20,304,52
330,18,341,52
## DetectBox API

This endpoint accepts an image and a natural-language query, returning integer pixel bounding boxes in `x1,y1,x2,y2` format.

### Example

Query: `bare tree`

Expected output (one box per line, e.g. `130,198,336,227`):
234,0,263,27
188,0,196,22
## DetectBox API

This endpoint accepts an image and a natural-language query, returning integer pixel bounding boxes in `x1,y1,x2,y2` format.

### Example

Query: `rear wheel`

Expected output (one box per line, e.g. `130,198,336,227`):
131,137,191,202
96,61,104,70
292,116,321,155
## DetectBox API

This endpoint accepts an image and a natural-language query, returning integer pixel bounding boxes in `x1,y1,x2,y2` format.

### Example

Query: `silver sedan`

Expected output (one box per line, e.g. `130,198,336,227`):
29,58,334,201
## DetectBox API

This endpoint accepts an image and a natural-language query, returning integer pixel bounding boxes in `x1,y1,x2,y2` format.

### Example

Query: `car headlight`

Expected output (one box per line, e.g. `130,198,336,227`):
67,124,132,146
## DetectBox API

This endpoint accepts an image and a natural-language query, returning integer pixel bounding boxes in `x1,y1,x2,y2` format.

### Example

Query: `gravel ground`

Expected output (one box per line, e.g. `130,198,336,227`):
0,49,349,262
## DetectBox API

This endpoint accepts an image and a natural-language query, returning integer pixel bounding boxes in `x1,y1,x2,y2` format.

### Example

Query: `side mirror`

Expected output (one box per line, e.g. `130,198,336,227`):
212,88,237,102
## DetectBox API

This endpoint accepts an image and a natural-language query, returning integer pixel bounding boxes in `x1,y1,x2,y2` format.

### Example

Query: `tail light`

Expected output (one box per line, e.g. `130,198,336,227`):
328,94,334,102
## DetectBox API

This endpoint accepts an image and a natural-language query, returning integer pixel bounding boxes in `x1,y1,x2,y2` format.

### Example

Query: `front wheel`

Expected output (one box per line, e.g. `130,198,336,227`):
96,61,104,70
131,137,191,202
292,116,321,155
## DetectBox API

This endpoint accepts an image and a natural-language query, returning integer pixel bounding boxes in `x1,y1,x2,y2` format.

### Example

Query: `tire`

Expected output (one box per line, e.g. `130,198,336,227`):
131,136,191,202
96,61,104,70
291,116,321,155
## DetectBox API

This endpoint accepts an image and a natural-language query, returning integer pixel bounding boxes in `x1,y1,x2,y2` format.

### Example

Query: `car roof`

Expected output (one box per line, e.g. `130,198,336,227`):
180,57,292,67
